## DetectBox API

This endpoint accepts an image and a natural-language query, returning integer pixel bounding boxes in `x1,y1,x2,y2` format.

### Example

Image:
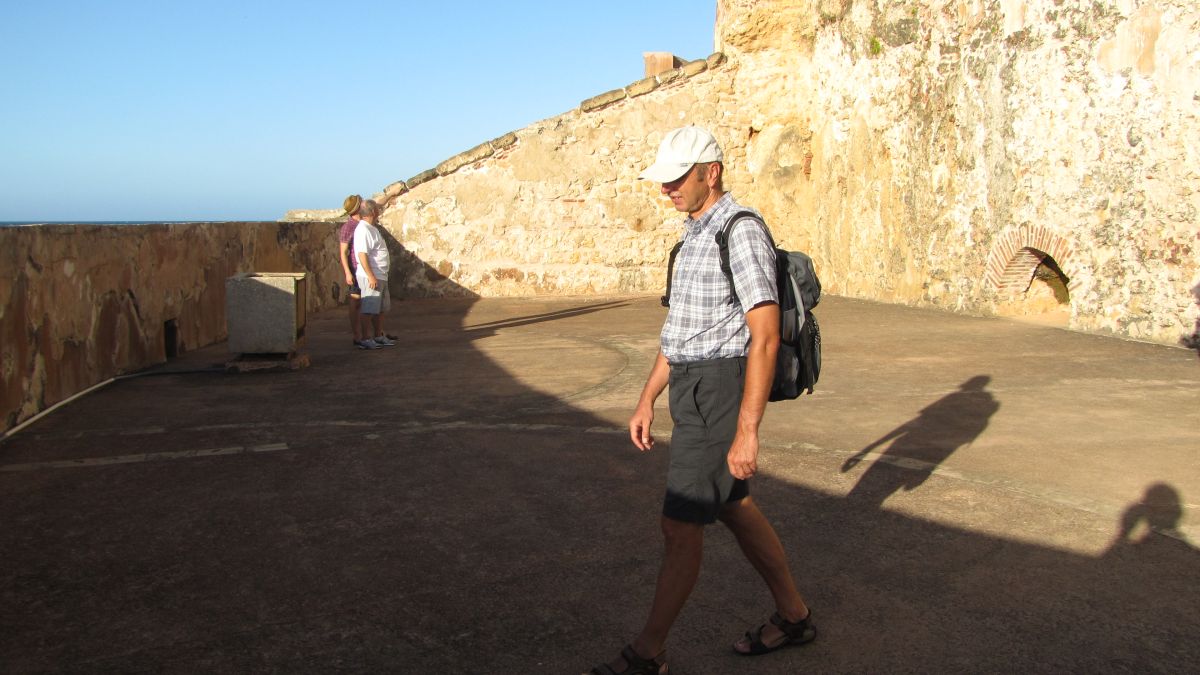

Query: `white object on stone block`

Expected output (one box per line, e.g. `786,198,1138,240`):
225,273,308,354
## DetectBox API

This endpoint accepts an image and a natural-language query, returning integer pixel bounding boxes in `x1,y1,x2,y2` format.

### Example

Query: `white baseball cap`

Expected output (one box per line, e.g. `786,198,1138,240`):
638,126,724,183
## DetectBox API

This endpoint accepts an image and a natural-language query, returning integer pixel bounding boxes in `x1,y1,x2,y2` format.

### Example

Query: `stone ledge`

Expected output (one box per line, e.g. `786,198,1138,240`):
225,351,310,373
406,169,438,189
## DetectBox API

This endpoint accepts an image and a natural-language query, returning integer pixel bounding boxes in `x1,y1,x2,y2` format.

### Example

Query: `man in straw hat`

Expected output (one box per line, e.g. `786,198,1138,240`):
587,126,815,675
338,194,366,348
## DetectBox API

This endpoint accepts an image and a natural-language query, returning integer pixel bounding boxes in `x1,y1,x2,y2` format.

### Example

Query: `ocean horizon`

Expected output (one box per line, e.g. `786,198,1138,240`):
0,220,274,227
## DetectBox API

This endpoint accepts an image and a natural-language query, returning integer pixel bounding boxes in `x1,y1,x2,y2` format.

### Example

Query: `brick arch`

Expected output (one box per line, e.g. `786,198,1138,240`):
984,225,1077,294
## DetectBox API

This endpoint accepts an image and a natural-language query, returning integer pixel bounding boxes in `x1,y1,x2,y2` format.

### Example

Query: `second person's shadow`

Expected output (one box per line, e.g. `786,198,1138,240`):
842,375,999,508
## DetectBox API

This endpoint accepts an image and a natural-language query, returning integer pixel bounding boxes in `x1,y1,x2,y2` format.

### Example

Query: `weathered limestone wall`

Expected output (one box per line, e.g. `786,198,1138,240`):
350,0,1197,346
716,0,1199,344
0,222,344,432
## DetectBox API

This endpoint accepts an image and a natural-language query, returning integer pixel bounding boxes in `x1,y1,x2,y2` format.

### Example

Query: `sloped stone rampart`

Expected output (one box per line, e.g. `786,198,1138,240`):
377,55,738,299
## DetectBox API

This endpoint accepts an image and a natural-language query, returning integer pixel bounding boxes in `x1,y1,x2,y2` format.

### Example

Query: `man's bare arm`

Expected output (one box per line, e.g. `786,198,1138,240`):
629,351,670,451
727,301,780,479
339,242,354,284
356,251,378,289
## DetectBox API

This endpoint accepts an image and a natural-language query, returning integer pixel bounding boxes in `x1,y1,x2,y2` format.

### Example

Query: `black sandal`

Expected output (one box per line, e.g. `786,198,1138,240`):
589,644,668,674
733,610,817,656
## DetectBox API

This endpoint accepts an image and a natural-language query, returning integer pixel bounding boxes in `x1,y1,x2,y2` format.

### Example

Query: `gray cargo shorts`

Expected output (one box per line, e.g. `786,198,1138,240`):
664,356,750,524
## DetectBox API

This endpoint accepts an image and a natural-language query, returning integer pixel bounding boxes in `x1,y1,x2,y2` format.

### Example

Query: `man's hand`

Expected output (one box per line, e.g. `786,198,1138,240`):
629,404,656,452
367,275,379,290
727,430,759,479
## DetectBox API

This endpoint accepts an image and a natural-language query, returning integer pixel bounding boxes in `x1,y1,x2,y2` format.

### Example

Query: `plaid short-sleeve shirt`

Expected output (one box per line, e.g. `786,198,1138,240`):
339,217,358,269
660,193,778,363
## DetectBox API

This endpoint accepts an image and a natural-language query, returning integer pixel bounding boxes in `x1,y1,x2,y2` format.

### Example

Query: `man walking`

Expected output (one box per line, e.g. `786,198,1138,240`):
588,126,815,675
352,199,395,349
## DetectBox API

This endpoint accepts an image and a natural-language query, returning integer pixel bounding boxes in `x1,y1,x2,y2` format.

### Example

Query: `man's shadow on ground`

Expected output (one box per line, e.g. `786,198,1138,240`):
839,375,999,508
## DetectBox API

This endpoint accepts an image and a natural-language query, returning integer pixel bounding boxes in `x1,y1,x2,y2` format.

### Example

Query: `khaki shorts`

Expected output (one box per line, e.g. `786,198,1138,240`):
357,273,390,315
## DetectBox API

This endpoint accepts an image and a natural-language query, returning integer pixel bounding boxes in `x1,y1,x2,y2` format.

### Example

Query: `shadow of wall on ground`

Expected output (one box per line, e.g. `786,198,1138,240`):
0,299,1197,673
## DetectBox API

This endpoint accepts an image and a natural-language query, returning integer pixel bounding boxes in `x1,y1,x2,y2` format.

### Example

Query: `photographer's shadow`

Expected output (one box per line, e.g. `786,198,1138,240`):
841,375,999,508
1105,482,1195,556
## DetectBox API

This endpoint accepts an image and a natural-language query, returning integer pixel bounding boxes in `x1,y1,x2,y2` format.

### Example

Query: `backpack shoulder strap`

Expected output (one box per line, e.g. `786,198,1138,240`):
661,239,684,307
714,210,773,302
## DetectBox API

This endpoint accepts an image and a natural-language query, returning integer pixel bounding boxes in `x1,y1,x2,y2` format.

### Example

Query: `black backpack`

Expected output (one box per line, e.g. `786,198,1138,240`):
662,210,822,400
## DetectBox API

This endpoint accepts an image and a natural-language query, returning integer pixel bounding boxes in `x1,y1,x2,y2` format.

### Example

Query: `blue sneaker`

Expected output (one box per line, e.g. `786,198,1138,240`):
374,336,396,347
356,338,381,350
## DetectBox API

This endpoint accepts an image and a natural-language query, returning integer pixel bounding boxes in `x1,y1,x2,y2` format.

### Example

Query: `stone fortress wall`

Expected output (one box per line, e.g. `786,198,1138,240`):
304,0,1196,345
0,222,346,433
4,0,1198,433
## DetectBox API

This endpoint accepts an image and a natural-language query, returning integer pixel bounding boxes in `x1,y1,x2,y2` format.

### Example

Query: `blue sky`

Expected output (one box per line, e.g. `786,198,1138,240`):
0,1,715,222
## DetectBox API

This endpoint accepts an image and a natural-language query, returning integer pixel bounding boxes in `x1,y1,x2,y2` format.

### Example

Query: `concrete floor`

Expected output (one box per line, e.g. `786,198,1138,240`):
2,294,1198,674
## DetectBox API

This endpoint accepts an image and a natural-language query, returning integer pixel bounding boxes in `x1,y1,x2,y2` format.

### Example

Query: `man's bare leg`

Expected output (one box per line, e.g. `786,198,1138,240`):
358,314,375,343
719,496,809,651
620,516,704,666
348,296,362,341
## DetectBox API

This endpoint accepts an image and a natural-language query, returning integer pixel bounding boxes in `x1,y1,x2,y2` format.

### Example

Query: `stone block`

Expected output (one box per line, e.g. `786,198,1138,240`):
656,68,686,85
225,273,307,354
627,76,660,97
437,142,496,176
384,181,409,198
705,52,727,69
407,169,438,188
681,59,709,77
580,88,627,113
490,132,518,150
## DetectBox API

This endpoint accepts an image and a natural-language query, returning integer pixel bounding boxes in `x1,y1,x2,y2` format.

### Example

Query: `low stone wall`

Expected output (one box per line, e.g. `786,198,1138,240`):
0,222,346,432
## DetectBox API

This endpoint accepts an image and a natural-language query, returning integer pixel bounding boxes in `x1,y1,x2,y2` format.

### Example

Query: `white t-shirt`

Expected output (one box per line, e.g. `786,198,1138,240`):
352,220,390,280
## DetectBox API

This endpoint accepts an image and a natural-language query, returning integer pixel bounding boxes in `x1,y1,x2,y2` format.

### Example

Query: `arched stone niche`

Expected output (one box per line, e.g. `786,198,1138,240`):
985,226,1077,326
